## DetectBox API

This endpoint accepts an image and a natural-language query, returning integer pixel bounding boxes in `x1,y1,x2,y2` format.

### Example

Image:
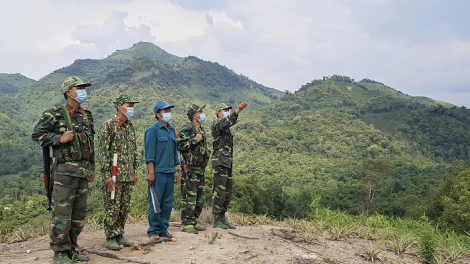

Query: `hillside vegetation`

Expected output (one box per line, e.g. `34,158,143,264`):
0,73,35,94
1,43,470,261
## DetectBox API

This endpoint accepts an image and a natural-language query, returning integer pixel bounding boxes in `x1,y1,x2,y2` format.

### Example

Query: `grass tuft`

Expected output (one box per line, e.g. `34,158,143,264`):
361,243,382,262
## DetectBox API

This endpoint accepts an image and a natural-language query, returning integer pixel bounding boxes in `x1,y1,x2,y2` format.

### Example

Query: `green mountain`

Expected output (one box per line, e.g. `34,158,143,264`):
1,43,469,234
107,41,184,64
0,73,35,94
0,42,282,176
279,76,470,162
227,75,470,218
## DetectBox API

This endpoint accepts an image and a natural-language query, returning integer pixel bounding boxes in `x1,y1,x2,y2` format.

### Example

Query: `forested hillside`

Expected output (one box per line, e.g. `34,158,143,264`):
227,76,470,228
0,73,35,94
0,42,281,176
0,43,469,237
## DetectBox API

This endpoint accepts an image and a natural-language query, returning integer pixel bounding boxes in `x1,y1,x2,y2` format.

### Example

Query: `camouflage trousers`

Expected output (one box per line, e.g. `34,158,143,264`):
181,167,205,226
102,181,133,238
211,166,233,216
50,174,88,252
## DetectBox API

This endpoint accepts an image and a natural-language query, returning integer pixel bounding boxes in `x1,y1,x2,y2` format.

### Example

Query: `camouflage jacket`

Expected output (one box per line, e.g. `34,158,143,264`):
210,112,238,168
97,115,138,182
32,104,95,178
177,122,210,169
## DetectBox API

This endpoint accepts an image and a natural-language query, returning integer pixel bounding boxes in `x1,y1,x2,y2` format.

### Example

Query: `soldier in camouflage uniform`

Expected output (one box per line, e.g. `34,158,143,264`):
97,94,139,250
32,76,95,264
177,104,210,234
211,102,248,229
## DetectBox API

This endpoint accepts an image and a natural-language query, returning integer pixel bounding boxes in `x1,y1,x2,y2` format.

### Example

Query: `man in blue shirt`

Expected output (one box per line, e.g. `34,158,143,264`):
144,101,180,240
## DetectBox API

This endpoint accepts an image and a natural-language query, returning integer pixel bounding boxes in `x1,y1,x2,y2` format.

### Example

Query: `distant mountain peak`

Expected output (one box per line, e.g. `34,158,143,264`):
106,41,183,64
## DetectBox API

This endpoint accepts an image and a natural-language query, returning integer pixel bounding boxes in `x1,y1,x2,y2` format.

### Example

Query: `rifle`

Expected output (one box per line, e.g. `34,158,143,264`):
179,152,190,189
42,147,53,211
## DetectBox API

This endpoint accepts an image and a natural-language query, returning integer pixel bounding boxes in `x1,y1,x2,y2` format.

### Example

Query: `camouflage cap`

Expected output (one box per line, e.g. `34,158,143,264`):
215,103,232,113
114,94,140,106
187,103,206,119
61,76,91,93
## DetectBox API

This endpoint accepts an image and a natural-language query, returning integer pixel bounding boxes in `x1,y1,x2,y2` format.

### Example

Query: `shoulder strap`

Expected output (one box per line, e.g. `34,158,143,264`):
62,105,82,155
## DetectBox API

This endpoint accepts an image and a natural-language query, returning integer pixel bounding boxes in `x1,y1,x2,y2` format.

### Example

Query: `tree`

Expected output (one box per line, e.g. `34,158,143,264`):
359,161,390,216
440,168,470,232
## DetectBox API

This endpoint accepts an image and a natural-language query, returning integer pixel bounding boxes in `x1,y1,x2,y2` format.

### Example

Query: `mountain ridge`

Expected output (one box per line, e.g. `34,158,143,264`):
0,43,469,232
0,73,36,94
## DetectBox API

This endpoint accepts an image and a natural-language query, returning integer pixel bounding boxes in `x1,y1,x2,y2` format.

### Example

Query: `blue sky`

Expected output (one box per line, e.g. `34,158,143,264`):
0,0,469,107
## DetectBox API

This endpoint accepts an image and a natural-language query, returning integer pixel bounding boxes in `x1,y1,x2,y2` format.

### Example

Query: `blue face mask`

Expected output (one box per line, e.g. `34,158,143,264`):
198,113,206,123
223,111,230,119
125,107,134,119
162,112,172,123
73,89,88,104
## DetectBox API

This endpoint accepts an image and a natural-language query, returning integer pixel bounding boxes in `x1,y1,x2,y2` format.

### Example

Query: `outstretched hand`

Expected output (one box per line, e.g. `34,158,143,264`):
235,102,248,114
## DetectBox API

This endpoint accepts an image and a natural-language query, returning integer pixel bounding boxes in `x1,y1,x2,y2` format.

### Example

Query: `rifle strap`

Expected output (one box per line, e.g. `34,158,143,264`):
62,105,83,157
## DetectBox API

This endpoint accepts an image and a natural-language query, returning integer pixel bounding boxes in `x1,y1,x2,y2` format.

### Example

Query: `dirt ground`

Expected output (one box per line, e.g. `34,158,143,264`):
1,222,469,264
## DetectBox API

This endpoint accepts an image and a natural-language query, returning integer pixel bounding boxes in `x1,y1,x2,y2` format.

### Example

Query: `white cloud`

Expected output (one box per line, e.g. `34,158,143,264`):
0,0,469,107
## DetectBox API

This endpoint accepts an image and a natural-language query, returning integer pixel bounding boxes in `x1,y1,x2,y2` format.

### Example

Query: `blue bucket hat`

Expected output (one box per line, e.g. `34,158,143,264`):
153,100,174,114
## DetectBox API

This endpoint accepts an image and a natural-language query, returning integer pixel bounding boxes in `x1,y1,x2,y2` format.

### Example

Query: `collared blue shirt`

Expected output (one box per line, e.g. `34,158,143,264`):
144,120,180,173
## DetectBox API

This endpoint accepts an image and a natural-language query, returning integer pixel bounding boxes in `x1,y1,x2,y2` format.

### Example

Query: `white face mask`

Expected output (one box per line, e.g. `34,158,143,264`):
198,113,206,123
73,89,88,103
161,112,172,123
124,107,134,119
223,111,230,119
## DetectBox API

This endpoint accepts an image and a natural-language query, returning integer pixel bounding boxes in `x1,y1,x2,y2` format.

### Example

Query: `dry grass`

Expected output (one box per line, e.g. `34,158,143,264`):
283,217,302,231
433,253,448,264
0,220,50,243
205,230,222,244
357,226,375,240
198,208,214,224
436,231,470,262
84,215,102,230
360,243,382,262
170,209,181,223
127,213,148,223
3,206,469,264
387,232,416,256
301,228,317,244
328,223,355,240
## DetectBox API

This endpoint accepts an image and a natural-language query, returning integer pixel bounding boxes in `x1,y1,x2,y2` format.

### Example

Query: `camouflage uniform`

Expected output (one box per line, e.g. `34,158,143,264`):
97,94,139,241
31,76,94,256
177,104,210,230
211,103,238,221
